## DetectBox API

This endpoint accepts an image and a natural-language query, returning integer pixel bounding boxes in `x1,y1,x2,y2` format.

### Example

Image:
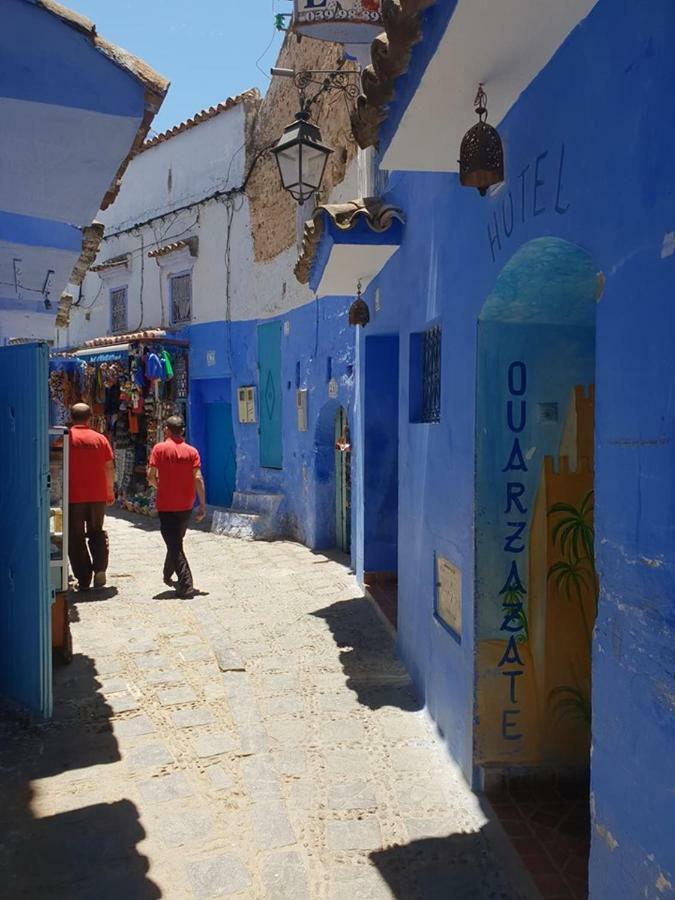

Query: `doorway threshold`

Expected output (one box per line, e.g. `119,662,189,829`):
364,572,397,633
479,767,590,899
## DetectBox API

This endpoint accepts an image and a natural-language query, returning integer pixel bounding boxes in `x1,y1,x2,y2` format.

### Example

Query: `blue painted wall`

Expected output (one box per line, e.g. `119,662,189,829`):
357,1,675,893
187,296,355,551
4,0,145,116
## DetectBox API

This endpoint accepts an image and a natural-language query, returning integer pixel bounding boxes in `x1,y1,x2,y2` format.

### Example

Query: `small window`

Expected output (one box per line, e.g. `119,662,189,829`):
110,286,127,333
170,273,192,324
410,323,442,423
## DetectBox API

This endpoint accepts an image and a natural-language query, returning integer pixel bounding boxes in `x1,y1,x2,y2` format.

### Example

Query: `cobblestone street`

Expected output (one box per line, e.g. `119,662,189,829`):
0,511,527,900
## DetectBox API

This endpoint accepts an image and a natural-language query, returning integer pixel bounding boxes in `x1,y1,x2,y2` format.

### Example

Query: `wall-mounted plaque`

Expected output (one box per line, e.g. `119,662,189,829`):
436,555,462,638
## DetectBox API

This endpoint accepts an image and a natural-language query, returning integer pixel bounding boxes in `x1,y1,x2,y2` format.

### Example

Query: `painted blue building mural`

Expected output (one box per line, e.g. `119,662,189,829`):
337,0,675,896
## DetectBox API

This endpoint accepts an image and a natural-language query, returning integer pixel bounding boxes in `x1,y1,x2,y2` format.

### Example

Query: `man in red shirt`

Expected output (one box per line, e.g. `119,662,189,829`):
148,416,206,599
68,403,115,591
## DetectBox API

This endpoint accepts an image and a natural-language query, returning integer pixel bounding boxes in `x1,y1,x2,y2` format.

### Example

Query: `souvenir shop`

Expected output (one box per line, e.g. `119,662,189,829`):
49,332,189,516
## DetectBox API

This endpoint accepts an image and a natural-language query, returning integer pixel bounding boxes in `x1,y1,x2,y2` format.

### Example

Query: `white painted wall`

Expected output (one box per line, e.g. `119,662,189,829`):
56,103,361,349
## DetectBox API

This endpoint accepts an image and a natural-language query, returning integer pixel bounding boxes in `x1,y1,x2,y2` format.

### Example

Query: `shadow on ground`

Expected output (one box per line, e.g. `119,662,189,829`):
107,506,211,535
0,654,160,899
370,828,525,900
312,596,422,712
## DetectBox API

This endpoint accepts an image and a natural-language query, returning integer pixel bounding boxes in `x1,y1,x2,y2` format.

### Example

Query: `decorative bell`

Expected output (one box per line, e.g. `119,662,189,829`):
459,85,504,196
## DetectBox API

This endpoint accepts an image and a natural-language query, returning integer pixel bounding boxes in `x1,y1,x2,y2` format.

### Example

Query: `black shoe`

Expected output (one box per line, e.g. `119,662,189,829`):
77,582,91,592
176,587,196,599
163,576,176,588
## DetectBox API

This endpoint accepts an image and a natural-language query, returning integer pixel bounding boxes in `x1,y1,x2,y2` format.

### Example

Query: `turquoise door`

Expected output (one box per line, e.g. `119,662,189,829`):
205,402,236,507
258,321,283,469
0,343,51,718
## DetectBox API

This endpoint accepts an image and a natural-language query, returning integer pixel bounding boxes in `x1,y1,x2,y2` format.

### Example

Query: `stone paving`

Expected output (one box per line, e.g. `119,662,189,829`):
0,510,526,900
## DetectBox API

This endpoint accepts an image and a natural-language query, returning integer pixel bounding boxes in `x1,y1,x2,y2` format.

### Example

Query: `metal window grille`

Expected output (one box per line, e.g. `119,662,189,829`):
173,354,188,400
422,324,442,423
170,273,192,324
110,287,127,333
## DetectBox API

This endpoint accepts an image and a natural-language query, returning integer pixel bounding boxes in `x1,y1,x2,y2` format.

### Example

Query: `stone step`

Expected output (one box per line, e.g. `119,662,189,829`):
230,490,283,515
210,508,273,541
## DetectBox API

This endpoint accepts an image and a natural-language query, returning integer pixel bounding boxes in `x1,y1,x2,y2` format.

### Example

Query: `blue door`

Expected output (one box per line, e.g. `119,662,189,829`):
205,402,236,507
258,321,283,469
0,343,51,718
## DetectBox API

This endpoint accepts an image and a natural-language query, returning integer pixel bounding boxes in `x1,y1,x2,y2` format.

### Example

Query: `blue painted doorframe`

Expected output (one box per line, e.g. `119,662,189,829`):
0,343,51,718
205,402,236,507
258,321,283,469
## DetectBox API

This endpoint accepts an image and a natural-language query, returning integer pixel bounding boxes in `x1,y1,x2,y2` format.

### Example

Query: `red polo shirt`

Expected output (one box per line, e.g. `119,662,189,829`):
149,436,201,512
68,426,114,504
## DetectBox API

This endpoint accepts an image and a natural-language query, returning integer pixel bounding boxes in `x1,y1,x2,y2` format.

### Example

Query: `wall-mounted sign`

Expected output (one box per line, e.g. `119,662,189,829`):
436,555,462,638
283,320,291,336
328,378,338,399
206,350,216,367
293,0,382,44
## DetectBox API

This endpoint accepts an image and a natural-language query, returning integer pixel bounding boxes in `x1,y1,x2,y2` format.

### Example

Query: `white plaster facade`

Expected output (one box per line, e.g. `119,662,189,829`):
56,91,360,349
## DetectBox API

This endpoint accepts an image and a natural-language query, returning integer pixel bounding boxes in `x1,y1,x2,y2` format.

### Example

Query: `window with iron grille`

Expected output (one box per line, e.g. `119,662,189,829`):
110,286,128,333
410,323,442,423
422,325,442,422
170,273,192,324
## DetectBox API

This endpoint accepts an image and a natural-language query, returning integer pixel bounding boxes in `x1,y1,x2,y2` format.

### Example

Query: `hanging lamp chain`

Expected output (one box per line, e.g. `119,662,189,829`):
474,84,488,123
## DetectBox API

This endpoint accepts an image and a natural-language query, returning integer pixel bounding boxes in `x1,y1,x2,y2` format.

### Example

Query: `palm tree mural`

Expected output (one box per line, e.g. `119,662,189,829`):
547,490,597,726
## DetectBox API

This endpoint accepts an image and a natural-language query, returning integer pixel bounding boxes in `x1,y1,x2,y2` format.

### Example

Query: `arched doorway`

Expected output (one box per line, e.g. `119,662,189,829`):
313,401,351,555
474,237,599,891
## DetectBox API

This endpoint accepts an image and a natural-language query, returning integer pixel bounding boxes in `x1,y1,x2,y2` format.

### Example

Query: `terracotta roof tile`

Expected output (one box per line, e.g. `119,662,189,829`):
141,89,261,152
147,237,198,259
295,198,405,285
82,329,167,348
90,252,129,273
351,0,436,149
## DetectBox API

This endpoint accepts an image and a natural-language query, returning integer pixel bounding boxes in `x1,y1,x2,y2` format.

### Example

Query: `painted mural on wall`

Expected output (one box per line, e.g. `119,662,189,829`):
474,237,598,767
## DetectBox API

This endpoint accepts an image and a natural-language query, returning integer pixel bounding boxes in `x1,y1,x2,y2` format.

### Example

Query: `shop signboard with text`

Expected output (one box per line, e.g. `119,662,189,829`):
293,0,382,44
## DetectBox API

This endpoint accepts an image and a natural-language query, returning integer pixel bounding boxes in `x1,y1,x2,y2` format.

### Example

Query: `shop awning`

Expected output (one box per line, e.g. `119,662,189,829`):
75,344,129,362
295,198,404,298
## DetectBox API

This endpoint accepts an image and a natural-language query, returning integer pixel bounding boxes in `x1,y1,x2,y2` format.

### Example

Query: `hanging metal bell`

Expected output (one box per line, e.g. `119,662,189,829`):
459,86,504,196
348,297,370,327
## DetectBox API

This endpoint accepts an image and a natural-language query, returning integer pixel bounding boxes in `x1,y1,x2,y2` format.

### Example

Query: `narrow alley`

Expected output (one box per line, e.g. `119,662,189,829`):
0,512,525,900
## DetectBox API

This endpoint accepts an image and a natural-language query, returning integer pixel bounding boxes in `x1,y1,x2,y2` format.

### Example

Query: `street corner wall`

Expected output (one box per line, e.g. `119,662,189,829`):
245,34,358,263
227,294,355,551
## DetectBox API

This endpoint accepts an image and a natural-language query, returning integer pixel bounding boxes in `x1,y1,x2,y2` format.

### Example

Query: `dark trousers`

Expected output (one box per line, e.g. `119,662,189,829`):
69,502,109,588
159,510,193,593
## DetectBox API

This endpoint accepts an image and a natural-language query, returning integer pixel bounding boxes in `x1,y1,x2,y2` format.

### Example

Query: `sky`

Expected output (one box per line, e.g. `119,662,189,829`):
70,0,288,133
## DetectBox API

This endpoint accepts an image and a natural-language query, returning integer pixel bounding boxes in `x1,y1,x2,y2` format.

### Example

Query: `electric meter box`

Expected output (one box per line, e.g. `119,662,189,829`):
238,386,256,424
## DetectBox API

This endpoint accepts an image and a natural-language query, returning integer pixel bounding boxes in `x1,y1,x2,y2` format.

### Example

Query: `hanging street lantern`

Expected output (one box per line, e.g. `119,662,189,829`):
348,281,370,327
272,107,333,205
459,85,504,196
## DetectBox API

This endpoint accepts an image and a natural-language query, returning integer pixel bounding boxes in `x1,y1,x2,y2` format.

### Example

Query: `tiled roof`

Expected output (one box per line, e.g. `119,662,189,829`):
141,89,260,152
147,237,198,259
295,198,405,285
90,252,129,273
351,0,436,149
82,330,167,348
29,1,169,212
